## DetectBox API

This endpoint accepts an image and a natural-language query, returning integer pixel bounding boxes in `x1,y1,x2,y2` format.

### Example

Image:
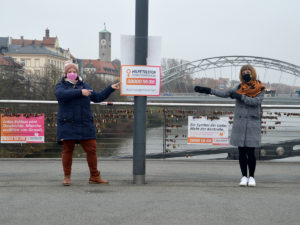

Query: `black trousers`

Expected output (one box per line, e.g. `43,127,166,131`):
238,147,256,177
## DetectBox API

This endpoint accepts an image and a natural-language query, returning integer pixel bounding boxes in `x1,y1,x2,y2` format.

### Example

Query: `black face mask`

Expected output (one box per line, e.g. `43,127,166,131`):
242,73,252,82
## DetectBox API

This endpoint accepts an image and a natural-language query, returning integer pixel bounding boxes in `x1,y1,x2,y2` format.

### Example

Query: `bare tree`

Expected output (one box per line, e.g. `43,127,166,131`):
28,65,62,100
0,63,25,99
161,58,193,94
84,73,126,101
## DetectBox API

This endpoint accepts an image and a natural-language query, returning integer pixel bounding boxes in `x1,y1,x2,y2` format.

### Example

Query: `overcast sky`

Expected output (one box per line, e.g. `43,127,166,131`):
1,0,300,68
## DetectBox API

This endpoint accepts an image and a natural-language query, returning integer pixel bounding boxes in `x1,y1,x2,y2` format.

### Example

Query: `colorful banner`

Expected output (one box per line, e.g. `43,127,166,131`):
120,65,161,96
1,114,44,143
188,116,229,145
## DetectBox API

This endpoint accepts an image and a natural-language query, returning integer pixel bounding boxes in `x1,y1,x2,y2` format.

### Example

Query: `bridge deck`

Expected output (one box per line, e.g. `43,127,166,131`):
1,159,299,225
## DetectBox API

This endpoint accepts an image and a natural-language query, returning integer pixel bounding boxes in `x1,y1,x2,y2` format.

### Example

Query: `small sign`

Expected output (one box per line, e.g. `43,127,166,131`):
188,116,229,145
120,65,161,96
1,114,45,143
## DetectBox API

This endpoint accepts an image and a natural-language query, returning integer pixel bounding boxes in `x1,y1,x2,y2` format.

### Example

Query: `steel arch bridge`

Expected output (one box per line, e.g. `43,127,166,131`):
161,55,300,85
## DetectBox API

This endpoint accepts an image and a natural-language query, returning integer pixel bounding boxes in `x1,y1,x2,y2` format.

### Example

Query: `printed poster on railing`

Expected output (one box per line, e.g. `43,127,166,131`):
120,65,161,96
0,114,44,143
188,116,229,145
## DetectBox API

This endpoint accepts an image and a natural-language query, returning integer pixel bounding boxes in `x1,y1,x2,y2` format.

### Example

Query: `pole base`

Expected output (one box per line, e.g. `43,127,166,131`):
133,175,146,184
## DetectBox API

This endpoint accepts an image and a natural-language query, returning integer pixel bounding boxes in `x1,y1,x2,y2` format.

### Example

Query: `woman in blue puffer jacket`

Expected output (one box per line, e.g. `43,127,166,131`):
55,61,120,186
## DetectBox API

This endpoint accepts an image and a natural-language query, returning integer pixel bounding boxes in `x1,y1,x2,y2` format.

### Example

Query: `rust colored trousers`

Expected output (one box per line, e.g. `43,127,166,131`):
62,139,100,177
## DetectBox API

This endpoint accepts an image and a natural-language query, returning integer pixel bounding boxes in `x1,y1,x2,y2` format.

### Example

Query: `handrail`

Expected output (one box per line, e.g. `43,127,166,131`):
1,100,300,109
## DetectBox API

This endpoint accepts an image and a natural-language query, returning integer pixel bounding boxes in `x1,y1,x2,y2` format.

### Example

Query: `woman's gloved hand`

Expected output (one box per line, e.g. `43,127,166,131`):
230,92,242,101
194,86,211,94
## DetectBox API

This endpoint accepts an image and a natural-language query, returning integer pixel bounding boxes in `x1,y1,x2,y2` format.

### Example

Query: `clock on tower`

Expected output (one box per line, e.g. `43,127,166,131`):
100,39,106,46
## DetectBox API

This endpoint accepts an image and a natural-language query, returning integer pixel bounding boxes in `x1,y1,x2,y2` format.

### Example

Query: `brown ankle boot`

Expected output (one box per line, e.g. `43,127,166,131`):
63,175,71,186
89,175,109,184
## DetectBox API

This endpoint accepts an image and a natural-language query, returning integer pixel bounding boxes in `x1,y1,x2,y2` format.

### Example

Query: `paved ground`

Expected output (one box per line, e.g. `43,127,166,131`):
0,159,300,225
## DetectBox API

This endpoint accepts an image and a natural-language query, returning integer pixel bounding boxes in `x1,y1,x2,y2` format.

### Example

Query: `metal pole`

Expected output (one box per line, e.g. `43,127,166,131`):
133,0,148,184
163,107,166,158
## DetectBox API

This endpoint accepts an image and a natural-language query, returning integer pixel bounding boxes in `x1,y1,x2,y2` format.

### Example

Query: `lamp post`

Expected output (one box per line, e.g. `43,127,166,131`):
133,0,149,184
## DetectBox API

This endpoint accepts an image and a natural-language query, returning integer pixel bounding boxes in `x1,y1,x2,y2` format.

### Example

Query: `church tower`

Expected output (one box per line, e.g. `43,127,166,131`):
99,23,111,62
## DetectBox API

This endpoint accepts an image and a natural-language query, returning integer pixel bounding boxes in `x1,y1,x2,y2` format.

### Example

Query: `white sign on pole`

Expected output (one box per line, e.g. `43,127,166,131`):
120,65,161,96
120,35,135,65
187,116,229,145
120,35,162,66
120,35,162,96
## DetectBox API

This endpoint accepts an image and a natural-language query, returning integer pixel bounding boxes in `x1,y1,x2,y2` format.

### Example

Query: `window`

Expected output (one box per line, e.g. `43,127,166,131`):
26,59,31,67
34,70,40,75
35,59,40,67
20,58,25,66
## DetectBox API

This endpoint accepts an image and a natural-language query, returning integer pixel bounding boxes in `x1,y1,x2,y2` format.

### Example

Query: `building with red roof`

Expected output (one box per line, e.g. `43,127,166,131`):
81,59,120,82
1,29,71,76
11,28,58,48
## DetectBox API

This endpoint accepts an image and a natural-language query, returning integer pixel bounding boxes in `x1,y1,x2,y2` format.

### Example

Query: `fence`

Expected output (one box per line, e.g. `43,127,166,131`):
0,100,300,159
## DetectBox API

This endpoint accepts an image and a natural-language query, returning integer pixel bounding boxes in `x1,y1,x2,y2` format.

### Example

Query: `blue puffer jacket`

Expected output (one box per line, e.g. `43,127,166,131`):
55,78,115,142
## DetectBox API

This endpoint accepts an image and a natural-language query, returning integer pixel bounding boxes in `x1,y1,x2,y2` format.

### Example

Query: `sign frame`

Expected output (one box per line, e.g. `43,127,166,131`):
187,116,229,146
1,114,45,143
120,65,161,96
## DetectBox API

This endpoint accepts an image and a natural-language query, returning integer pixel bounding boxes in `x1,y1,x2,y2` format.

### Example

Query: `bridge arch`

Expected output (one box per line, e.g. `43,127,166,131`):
161,55,300,85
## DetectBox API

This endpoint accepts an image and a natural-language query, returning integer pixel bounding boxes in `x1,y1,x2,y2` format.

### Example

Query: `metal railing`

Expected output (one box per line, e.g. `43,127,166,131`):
0,100,300,159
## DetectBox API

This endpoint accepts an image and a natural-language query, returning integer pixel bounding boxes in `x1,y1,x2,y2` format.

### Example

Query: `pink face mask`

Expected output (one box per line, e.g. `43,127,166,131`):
66,72,78,81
